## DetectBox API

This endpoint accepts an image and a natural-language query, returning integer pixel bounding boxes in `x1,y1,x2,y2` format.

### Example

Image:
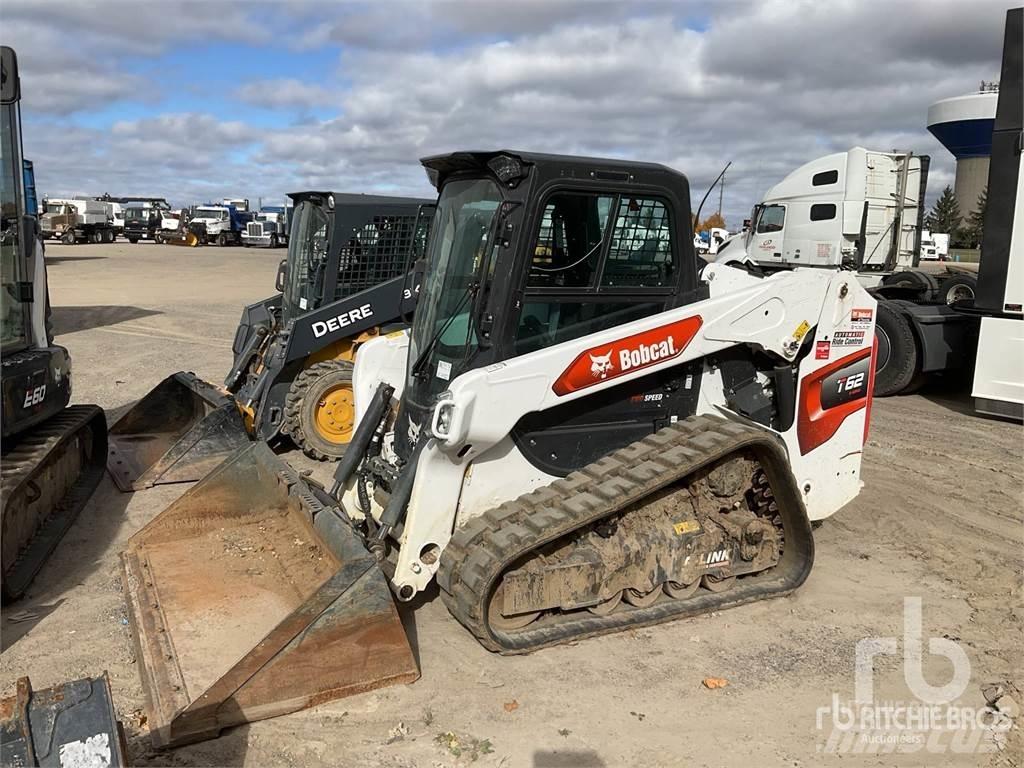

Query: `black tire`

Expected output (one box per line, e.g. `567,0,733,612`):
128,237,138,244
217,232,228,247
62,230,76,245
270,234,279,248
873,300,919,396
155,232,164,245
880,270,940,302
937,274,977,306
283,360,356,461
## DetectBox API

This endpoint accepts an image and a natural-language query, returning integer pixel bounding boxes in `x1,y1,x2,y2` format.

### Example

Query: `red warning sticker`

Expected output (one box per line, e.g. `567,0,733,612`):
851,308,873,324
815,340,831,360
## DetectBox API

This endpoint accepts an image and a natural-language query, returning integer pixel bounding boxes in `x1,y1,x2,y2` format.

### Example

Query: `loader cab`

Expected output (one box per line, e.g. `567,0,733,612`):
400,151,704,465
281,191,435,323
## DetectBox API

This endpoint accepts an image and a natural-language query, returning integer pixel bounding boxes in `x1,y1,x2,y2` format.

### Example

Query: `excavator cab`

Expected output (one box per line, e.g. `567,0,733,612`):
1,47,107,601
106,193,434,491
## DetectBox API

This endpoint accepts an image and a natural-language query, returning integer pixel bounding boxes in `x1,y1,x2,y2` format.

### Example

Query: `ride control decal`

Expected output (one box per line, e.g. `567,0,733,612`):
797,346,873,455
552,316,702,396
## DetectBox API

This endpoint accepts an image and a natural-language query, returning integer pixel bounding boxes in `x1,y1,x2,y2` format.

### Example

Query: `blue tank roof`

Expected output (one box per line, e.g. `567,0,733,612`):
927,118,995,159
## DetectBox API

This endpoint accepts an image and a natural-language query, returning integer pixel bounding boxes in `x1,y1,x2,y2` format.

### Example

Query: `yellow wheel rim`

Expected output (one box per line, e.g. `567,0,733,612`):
313,384,355,444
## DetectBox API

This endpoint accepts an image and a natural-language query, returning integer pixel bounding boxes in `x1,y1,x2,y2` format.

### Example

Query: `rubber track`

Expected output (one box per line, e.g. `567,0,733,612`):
2,405,107,601
437,415,813,654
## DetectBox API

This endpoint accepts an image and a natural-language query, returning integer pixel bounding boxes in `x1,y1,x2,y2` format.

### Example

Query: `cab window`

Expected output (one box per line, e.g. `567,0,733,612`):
756,204,785,233
515,193,675,355
526,193,613,289
602,197,674,288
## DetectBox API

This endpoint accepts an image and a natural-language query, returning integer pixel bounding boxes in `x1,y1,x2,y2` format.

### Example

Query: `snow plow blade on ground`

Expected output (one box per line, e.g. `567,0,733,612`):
162,228,200,247
107,372,250,491
121,441,418,748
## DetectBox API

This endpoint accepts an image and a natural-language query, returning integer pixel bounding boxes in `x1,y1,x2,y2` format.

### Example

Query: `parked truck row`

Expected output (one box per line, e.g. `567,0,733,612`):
39,194,292,248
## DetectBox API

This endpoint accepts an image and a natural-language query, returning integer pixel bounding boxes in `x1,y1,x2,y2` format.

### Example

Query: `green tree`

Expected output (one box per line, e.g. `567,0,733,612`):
962,187,987,248
924,185,961,235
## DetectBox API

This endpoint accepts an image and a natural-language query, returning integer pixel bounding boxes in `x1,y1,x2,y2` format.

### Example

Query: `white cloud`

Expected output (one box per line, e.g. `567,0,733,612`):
236,79,340,110
19,0,1011,223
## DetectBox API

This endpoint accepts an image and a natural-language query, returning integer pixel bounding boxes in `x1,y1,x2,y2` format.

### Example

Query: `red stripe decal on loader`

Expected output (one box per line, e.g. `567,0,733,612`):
552,316,703,396
797,346,873,456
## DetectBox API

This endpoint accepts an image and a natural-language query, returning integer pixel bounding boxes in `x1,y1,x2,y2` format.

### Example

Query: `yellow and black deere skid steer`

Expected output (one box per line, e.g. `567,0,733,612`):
121,150,878,748
106,192,433,491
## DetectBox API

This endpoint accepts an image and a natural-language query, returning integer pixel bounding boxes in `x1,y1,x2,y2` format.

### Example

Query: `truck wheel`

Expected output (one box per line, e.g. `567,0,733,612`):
938,274,977,305
62,230,76,245
128,237,139,244
880,270,939,302
873,300,920,396
283,360,356,461
270,234,279,248
155,232,164,245
217,233,228,247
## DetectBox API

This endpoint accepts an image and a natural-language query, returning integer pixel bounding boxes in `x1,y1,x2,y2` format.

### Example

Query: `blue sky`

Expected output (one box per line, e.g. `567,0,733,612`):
7,0,1008,223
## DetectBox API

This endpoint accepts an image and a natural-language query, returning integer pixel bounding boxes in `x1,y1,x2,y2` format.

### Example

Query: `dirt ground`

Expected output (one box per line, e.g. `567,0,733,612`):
1,242,1021,768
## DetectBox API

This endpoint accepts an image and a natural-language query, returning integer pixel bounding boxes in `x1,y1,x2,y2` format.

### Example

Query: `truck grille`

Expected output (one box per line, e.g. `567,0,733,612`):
247,222,263,237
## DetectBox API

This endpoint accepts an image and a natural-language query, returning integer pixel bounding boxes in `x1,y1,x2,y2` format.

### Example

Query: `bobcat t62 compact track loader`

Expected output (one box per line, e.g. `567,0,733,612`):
122,151,875,747
1,47,107,601
107,192,433,491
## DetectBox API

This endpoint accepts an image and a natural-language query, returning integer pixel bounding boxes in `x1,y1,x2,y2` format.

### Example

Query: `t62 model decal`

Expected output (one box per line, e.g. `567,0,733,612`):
552,316,703,396
797,346,873,455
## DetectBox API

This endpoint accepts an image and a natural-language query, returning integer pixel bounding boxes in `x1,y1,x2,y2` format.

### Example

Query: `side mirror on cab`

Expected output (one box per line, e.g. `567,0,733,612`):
275,259,287,292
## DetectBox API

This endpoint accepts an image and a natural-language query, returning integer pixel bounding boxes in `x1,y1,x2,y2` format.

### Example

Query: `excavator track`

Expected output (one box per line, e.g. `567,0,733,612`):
438,415,813,654
1,405,107,601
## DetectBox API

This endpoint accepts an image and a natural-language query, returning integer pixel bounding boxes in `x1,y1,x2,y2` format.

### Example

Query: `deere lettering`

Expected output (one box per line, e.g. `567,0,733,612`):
312,303,374,338
619,336,678,371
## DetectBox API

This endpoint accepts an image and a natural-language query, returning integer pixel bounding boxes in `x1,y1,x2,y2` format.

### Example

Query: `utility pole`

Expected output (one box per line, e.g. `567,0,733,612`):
717,167,725,217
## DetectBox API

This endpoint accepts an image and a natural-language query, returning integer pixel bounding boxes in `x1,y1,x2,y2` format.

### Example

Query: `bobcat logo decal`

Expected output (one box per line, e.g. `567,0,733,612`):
553,316,704,397
589,350,614,379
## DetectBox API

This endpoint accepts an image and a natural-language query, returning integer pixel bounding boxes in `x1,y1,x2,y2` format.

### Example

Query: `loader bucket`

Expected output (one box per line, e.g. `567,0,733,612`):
107,372,251,491
122,442,418,748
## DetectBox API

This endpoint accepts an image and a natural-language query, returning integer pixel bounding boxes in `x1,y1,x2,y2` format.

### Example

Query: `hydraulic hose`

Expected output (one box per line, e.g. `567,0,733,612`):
330,382,394,497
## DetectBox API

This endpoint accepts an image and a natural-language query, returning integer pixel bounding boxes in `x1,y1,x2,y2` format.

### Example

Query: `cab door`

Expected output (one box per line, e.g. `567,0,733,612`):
749,203,786,264
507,190,701,476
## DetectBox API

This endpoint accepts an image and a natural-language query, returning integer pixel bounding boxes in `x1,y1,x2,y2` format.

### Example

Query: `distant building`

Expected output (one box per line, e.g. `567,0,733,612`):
927,83,999,215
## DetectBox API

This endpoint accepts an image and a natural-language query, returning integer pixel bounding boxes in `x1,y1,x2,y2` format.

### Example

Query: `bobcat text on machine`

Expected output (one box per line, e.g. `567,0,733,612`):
1,47,108,601
121,150,876,747
106,191,433,491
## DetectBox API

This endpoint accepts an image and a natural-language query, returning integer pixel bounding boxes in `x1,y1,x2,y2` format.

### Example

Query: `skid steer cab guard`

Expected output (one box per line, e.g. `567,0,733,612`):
122,442,417,748
106,192,433,490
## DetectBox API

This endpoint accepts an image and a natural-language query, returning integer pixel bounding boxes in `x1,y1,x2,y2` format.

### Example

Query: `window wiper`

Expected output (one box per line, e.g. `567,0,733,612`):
410,283,476,379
